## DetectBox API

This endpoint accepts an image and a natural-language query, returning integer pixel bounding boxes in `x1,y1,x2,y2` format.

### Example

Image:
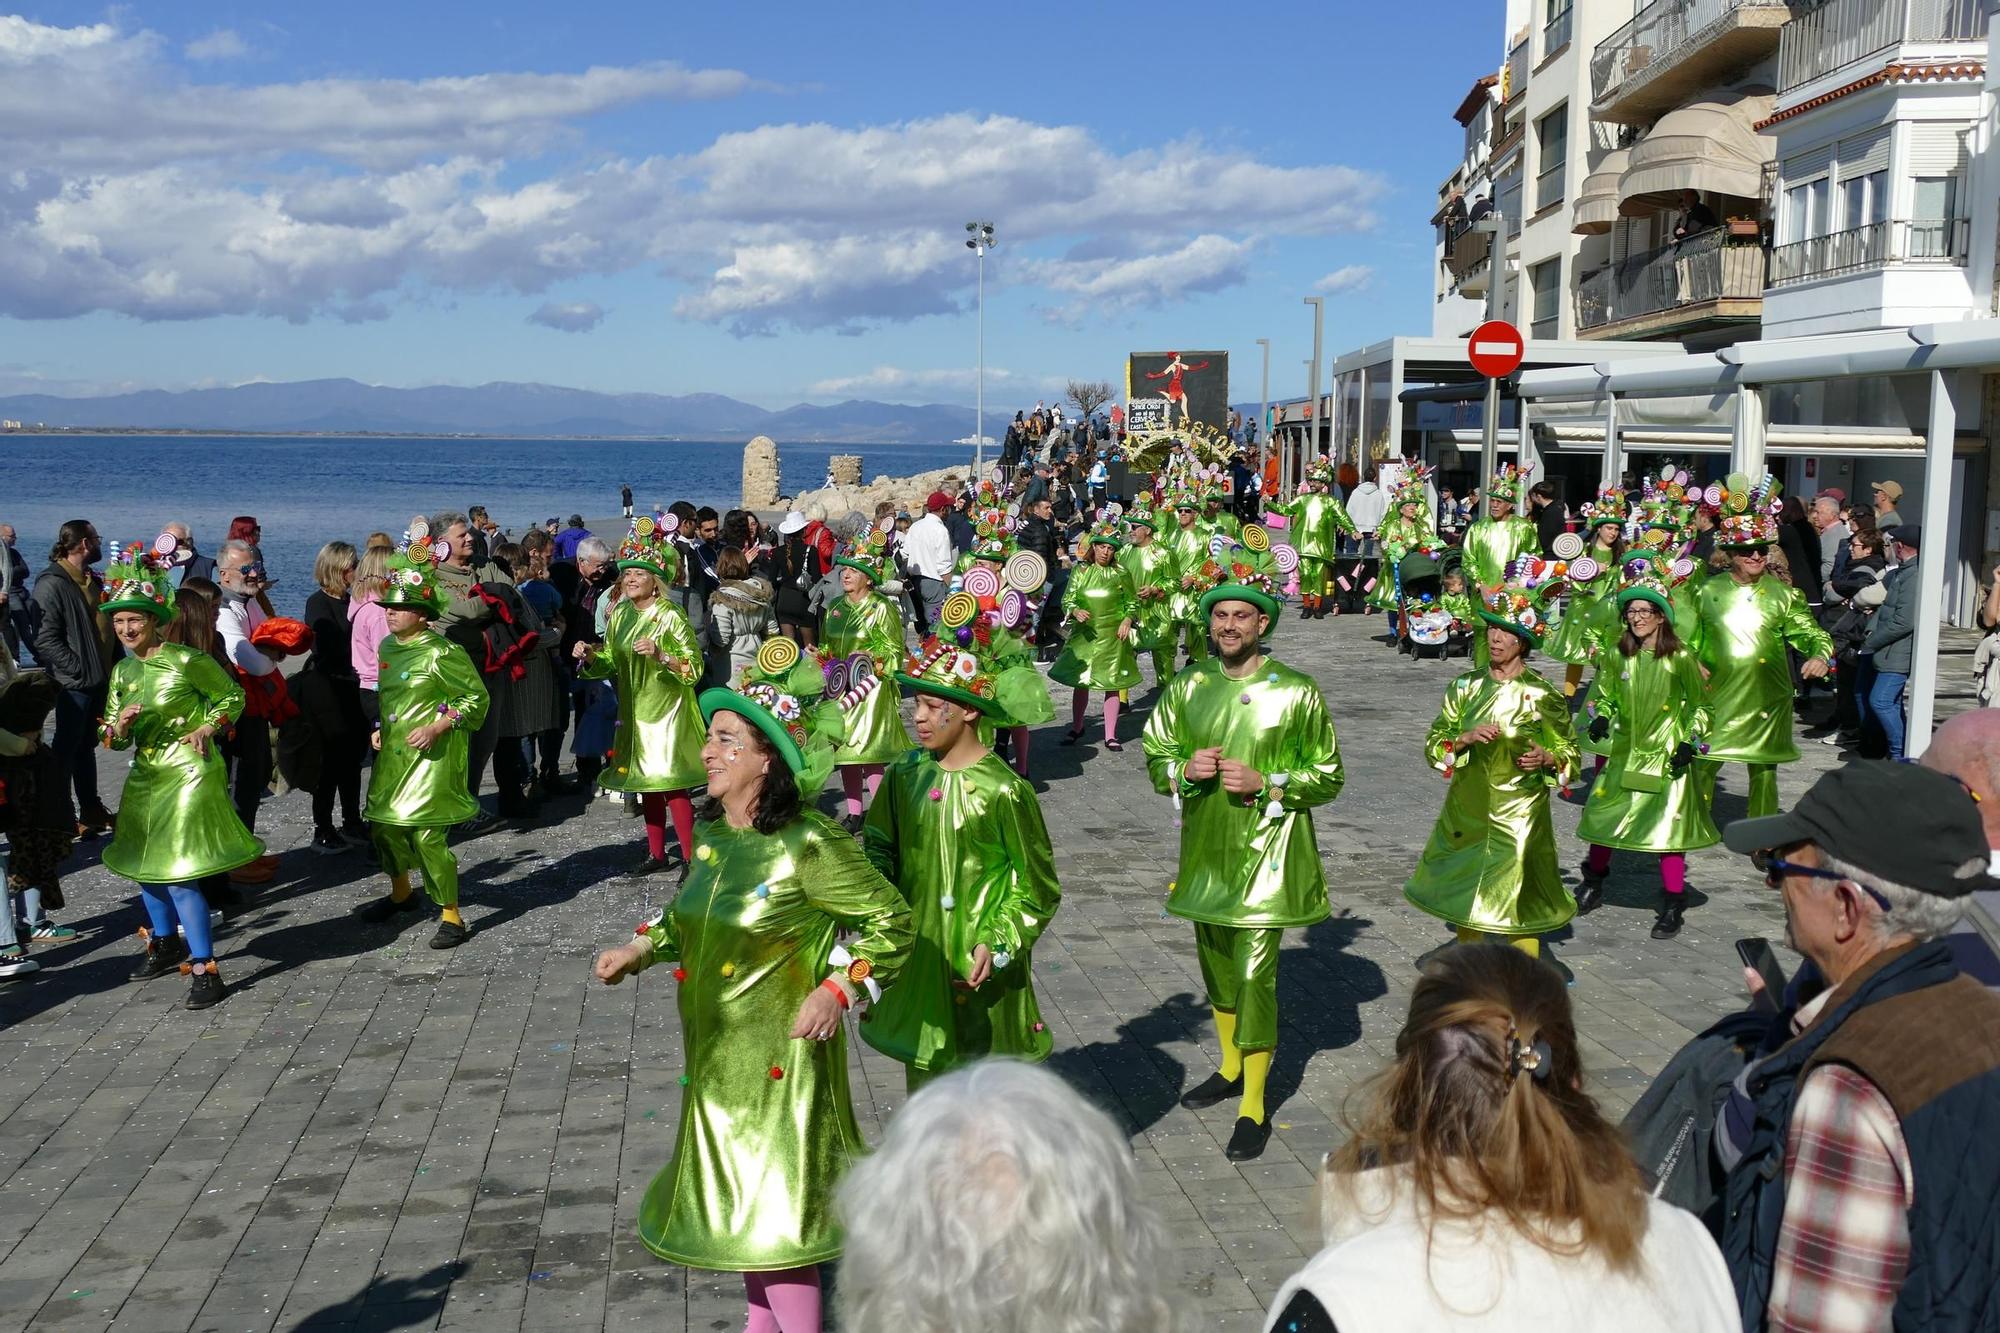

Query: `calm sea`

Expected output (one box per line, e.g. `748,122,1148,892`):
0,434,972,616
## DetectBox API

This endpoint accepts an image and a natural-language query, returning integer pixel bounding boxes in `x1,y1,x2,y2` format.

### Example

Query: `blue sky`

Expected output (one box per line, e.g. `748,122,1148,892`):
0,3,1497,410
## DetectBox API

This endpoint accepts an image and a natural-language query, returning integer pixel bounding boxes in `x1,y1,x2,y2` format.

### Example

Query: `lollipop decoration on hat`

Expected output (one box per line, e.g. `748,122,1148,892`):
1303,454,1338,490
899,584,1047,723
378,519,449,617
100,537,179,622
1474,555,1568,648
1578,482,1630,530
1197,536,1289,627
832,520,895,585
699,636,849,795
1714,470,1783,547
1486,462,1525,505
615,512,682,581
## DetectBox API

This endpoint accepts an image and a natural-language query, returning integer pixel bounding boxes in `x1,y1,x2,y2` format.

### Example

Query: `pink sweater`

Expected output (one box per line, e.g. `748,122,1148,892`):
349,593,390,690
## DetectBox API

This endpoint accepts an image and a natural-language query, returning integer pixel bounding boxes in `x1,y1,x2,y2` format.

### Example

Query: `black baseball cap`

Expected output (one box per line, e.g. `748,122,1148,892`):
1723,761,1996,898
1892,525,1921,549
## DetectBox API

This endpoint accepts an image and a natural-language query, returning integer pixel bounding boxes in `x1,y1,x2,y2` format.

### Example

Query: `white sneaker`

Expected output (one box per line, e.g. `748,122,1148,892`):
0,953,40,977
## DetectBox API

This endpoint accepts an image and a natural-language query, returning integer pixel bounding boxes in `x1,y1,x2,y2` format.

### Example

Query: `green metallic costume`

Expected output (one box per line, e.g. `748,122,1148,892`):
577,597,706,791
367,628,491,904
1278,491,1358,601
1690,574,1833,816
860,750,1060,1074
1159,518,1215,662
1141,656,1344,1050
1576,643,1718,853
632,810,912,1271
1119,537,1181,658
1370,504,1442,613
1461,515,1540,667
819,591,912,764
101,643,264,884
1049,561,1141,692
1405,668,1580,937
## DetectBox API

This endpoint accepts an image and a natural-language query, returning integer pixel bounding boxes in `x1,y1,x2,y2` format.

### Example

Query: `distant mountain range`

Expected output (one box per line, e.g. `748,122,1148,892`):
0,378,982,444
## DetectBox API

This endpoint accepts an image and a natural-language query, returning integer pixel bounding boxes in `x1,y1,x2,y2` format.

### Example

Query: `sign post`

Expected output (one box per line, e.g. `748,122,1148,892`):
1468,316,1523,519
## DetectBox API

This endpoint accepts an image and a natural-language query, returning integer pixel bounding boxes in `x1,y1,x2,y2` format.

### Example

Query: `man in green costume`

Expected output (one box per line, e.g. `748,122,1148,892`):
1460,464,1541,667
1277,456,1358,620
861,621,1062,1092
1157,487,1215,667
1141,549,1344,1161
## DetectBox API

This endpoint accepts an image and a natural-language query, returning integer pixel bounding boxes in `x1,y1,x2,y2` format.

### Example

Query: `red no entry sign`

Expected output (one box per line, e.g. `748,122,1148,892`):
1468,320,1524,378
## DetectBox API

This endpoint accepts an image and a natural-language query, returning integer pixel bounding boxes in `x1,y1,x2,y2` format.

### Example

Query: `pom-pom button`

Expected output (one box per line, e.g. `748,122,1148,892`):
672,967,688,982
1239,692,1251,704
678,1074,689,1087
940,895,955,910
720,963,735,978
928,788,942,801
769,1066,784,1080
754,883,770,899
993,951,1011,969
697,845,715,862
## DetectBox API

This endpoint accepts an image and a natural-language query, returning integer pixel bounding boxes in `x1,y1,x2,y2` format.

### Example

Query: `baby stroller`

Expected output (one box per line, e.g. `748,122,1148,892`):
1397,551,1445,659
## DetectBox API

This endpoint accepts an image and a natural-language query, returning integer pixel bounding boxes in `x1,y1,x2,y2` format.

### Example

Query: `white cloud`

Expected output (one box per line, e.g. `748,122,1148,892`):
0,18,1388,333
184,29,248,62
1314,263,1375,295
528,300,605,332
805,364,1031,398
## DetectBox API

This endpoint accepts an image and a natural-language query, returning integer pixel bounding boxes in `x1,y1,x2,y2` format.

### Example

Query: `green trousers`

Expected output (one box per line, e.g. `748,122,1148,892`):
1174,622,1212,665
371,825,460,906
1699,759,1780,819
1194,924,1282,1052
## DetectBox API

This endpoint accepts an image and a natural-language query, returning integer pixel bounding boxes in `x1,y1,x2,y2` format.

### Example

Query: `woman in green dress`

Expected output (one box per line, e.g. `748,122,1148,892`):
947,518,1054,777
574,518,705,876
99,547,263,1009
1370,466,1444,639
357,534,491,949
1576,569,1717,941
1049,520,1140,751
1117,504,1181,687
1541,485,1626,703
1405,570,1579,958
818,524,911,828
592,641,911,1333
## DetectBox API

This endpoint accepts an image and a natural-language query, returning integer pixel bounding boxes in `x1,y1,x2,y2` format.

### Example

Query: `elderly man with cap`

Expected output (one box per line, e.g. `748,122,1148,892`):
1142,548,1343,1161
1714,761,2000,1333
1858,525,1922,760
1870,479,1903,539
901,491,957,633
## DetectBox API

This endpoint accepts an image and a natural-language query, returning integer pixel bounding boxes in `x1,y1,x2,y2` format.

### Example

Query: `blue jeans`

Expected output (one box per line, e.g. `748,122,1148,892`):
1868,669,1909,761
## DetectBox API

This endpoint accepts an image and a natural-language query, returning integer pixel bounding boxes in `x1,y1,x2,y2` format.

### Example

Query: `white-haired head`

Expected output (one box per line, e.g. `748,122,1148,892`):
836,1060,1181,1333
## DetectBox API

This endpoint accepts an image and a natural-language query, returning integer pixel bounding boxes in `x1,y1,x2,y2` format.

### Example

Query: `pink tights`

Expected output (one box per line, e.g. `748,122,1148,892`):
840,764,884,818
1008,725,1030,777
743,1265,821,1333
1069,689,1122,742
641,791,696,863
1585,844,1686,895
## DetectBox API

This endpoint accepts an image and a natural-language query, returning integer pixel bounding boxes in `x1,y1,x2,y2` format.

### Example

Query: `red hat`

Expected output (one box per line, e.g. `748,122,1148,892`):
925,491,952,513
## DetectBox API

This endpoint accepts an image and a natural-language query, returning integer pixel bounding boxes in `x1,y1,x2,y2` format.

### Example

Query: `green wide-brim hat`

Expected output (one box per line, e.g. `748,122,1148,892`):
617,555,679,580
833,555,885,582
101,587,177,622
379,585,444,616
1125,511,1158,531
699,687,804,776
1475,608,1541,648
1615,585,1675,621
894,672,1005,717
1199,583,1282,628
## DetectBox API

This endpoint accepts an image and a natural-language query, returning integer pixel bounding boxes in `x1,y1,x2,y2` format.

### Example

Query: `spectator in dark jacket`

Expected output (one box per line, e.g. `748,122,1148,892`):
1528,482,1568,557
32,519,115,831
1860,527,1922,760
1,523,34,662
944,491,977,555
1777,497,1824,607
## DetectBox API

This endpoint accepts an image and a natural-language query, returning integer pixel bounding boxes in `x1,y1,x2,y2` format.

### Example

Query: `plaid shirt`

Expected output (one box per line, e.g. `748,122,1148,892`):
1767,991,1915,1333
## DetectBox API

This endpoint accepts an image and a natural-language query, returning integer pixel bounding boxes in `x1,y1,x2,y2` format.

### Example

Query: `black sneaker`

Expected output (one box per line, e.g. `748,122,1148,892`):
1575,870,1606,915
339,822,373,847
838,812,864,835
185,966,225,1010
1179,1071,1243,1110
1650,896,1687,940
355,895,423,924
429,919,469,950
457,809,501,837
131,933,190,981
310,827,348,856
1224,1116,1272,1161
620,855,676,881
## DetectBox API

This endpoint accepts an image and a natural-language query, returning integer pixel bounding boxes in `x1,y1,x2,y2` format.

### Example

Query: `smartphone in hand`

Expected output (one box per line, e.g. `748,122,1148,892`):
1736,937,1789,1010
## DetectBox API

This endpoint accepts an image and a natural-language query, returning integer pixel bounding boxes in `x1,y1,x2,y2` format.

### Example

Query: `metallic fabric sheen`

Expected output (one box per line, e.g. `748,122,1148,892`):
578,598,707,790
1119,540,1181,652
819,591,912,764
1576,645,1719,853
1049,562,1141,692
1691,575,1832,764
367,630,491,828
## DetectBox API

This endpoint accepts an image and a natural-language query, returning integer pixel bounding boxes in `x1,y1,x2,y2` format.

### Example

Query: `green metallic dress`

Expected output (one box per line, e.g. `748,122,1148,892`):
1540,546,1621,665
1049,562,1141,692
367,630,492,828
1691,575,1833,765
1119,540,1181,652
860,750,1060,1072
1141,657,1345,928
1207,510,1243,541
1159,521,1214,620
101,643,263,883
820,590,910,765
578,597,707,790
1279,493,1358,596
1576,645,1718,853
1460,516,1540,592
634,811,912,1271
1371,507,1442,612
1405,669,1580,937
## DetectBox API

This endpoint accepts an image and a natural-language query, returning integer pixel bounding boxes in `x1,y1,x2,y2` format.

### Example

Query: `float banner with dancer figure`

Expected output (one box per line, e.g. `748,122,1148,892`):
1126,350,1229,436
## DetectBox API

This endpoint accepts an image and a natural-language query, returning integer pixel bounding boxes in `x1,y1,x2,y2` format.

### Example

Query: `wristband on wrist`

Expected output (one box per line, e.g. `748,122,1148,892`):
819,977,851,1009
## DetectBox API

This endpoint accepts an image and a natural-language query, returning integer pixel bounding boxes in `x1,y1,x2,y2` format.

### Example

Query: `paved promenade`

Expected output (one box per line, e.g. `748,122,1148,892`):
0,613,1840,1332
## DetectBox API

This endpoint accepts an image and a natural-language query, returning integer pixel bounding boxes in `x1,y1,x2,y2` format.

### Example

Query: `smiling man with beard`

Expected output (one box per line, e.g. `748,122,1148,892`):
1141,546,1344,1160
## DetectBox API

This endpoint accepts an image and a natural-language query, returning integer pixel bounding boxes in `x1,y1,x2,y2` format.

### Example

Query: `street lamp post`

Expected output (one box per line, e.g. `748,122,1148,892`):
1300,296,1326,503
965,221,997,482
1255,337,1270,479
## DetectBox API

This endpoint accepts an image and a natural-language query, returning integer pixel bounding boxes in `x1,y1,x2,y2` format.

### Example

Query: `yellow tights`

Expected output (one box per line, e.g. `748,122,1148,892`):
1456,925,1539,958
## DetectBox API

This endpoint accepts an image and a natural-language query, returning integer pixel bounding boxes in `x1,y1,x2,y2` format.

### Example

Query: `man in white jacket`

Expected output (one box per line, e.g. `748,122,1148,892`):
216,541,282,882
1337,471,1388,614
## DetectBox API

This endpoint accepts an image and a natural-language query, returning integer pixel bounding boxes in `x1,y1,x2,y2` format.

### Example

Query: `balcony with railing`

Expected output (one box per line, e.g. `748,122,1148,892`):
1590,0,1790,124
1768,216,1970,284
1443,223,1493,297
1576,228,1767,335
1777,0,1985,95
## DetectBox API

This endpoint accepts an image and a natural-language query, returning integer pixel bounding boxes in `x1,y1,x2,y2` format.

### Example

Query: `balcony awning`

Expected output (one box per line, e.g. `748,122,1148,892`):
1572,148,1630,235
1618,92,1775,216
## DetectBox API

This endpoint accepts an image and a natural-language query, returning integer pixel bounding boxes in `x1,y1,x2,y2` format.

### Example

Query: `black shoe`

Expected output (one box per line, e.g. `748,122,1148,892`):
310,827,348,856
537,772,574,795
1575,871,1606,916
355,895,423,924
1224,1116,1272,1161
1104,738,1123,752
1650,896,1686,940
185,966,225,1010
131,933,189,981
838,812,864,835
339,822,373,847
1059,727,1087,747
429,919,469,950
457,809,500,837
1179,1071,1243,1110
621,855,676,880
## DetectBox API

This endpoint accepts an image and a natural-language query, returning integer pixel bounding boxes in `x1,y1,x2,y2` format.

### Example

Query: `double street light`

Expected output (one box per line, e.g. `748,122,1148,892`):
965,221,997,481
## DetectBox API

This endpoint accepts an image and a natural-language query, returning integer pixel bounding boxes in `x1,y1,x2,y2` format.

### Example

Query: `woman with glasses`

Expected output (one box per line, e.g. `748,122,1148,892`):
1574,563,1717,940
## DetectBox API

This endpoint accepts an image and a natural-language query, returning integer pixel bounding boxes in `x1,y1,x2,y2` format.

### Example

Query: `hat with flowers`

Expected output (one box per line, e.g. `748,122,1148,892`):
100,536,179,623
1714,471,1782,548
615,512,682,582
1474,555,1567,647
1082,514,1124,551
1579,483,1629,529
1486,462,1526,504
1304,455,1337,490
1389,460,1435,513
698,636,847,794
833,520,896,584
1197,538,1286,628
379,520,450,617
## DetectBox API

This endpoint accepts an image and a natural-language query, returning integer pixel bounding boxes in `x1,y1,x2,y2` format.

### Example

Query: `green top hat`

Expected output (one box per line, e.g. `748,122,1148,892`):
615,514,682,581
833,522,895,584
100,537,178,623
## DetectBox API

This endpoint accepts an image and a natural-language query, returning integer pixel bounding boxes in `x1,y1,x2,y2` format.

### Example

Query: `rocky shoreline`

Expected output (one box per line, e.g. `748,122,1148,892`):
741,434,974,521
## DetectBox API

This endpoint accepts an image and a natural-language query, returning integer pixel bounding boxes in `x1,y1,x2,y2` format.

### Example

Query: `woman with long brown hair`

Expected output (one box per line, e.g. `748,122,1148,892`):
1264,944,1736,1331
